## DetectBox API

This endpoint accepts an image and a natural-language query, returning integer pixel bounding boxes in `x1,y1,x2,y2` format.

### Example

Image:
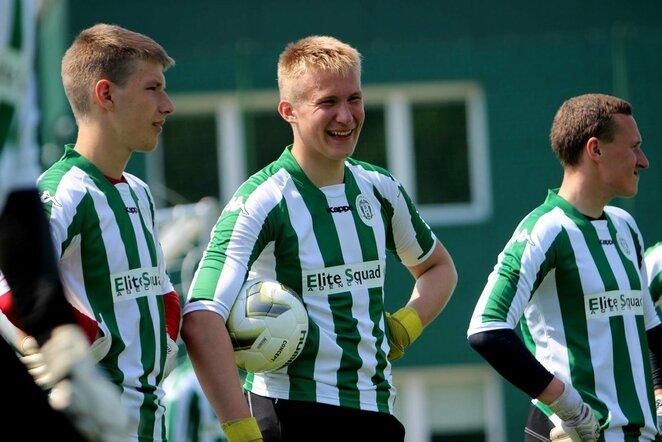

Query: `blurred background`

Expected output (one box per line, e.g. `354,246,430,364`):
34,1,662,440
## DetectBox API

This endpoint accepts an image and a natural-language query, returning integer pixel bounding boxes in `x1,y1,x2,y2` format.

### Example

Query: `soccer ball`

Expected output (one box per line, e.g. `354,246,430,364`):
227,278,309,373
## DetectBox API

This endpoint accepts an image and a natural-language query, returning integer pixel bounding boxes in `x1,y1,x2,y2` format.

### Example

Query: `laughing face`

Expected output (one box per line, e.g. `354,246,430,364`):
286,68,364,167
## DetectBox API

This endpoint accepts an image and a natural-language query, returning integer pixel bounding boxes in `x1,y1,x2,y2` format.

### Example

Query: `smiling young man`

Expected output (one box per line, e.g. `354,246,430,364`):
31,23,181,441
468,94,662,441
182,35,458,441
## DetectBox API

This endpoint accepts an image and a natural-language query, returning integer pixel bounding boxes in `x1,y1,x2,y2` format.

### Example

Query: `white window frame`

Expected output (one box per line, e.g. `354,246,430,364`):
392,364,506,442
159,81,491,226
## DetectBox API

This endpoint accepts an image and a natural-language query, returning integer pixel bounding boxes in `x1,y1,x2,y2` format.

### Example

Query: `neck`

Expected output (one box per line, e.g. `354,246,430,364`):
73,126,131,180
557,170,608,218
291,146,345,188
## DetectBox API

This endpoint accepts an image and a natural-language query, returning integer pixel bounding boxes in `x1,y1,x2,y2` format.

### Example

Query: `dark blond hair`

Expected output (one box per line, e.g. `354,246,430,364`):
61,23,175,121
277,35,362,102
550,93,632,167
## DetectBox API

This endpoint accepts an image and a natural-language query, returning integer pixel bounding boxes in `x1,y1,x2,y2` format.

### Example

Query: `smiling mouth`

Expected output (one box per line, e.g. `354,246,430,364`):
328,129,353,137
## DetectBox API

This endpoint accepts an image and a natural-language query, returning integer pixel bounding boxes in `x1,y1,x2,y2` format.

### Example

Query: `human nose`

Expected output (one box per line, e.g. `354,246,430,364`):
161,92,175,115
637,148,649,169
336,102,353,124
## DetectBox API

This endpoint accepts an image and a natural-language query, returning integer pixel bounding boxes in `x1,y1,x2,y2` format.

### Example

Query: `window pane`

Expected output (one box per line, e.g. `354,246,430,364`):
244,110,292,173
161,115,219,205
353,107,387,168
412,102,469,204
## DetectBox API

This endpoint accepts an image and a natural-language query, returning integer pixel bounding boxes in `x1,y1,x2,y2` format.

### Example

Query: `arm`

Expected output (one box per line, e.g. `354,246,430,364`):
181,310,251,422
386,240,457,361
404,240,457,325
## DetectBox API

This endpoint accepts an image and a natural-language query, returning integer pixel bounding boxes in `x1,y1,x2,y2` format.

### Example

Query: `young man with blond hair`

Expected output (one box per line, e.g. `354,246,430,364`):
182,35,457,441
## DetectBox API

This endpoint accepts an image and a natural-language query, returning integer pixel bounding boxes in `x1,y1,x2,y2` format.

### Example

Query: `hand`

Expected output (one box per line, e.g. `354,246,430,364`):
385,307,423,361
164,335,179,378
656,394,662,435
19,336,55,389
221,416,263,442
548,383,599,442
41,324,131,442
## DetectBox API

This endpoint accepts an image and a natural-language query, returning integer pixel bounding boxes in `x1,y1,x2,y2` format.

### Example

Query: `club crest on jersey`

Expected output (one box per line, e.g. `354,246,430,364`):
355,194,375,226
617,234,631,257
40,190,62,207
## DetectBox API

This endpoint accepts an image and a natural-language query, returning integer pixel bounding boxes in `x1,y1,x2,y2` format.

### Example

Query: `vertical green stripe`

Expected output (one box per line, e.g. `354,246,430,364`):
347,171,390,412
0,104,15,153
10,0,22,50
294,178,362,408
556,214,604,419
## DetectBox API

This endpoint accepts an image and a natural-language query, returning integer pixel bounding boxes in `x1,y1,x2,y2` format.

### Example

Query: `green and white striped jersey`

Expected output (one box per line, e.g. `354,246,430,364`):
645,242,662,305
0,0,42,209
185,146,437,414
468,189,660,440
39,146,175,442
163,357,227,442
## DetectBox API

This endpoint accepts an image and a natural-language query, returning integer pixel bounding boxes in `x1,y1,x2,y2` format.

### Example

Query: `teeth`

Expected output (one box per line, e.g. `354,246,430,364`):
329,130,351,136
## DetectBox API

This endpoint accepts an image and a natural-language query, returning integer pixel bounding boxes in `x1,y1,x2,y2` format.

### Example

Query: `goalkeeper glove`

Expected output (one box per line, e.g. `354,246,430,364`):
41,324,131,442
548,383,599,442
221,416,263,442
386,307,423,361
19,335,55,389
656,393,662,435
163,335,179,378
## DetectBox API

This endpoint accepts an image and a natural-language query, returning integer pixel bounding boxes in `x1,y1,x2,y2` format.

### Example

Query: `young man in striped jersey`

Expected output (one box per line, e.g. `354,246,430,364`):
2,23,181,441
0,2,129,440
182,35,458,441
468,94,662,441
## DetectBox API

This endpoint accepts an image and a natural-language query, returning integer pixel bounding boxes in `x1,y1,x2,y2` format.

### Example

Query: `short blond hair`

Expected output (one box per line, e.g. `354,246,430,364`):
61,23,175,121
277,35,362,102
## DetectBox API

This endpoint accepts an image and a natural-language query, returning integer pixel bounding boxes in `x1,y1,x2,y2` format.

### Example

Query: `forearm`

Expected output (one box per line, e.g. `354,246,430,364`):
182,310,251,422
406,241,457,325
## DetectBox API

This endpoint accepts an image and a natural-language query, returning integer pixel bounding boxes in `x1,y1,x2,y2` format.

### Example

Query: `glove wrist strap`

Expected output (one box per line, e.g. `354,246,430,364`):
548,383,583,421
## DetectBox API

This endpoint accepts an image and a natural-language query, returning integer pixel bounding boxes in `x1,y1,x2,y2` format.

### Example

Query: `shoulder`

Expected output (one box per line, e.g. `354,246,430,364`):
346,158,393,181
604,205,641,235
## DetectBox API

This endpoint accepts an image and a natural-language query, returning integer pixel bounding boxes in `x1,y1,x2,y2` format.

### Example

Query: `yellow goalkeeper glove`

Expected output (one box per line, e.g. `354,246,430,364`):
221,416,263,442
386,307,423,361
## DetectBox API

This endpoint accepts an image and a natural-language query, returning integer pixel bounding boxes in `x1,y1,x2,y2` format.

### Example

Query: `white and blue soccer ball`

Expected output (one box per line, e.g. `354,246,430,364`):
227,278,309,373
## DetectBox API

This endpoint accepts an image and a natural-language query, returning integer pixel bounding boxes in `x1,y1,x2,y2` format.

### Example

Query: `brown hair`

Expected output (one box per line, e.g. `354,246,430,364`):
277,35,362,102
550,93,632,167
61,23,175,121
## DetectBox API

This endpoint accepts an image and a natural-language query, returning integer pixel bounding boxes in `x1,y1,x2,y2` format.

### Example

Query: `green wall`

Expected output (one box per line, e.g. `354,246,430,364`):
46,2,662,439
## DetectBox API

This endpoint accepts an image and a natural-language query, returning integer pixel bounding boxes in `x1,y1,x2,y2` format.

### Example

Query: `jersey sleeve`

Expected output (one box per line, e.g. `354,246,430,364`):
468,210,558,335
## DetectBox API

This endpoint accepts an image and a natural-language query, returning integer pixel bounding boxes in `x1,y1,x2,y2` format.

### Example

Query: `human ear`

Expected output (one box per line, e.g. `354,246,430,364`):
94,79,113,110
278,100,296,123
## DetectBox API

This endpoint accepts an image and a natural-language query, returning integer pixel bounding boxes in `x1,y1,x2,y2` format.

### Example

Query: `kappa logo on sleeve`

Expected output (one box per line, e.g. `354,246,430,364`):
40,190,62,207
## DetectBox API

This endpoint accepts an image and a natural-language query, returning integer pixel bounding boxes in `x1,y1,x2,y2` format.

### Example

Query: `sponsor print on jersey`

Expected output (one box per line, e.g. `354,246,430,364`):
303,260,385,296
111,267,161,302
584,289,643,318
355,194,376,227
